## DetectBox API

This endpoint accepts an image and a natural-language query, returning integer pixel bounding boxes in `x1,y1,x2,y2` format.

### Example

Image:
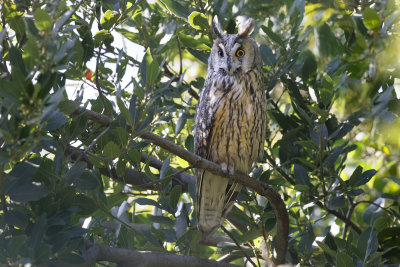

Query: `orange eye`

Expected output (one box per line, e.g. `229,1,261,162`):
236,48,245,57
218,49,223,57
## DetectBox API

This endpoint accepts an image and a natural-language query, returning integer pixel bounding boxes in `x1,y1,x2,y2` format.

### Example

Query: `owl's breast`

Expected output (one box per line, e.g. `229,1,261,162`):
209,74,266,173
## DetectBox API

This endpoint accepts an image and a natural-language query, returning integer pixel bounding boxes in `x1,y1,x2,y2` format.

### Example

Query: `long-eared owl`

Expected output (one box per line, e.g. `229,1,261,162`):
194,17,267,238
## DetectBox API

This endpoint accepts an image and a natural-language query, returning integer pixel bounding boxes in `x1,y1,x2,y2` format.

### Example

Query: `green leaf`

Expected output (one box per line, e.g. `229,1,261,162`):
9,15,25,35
259,44,276,66
326,196,346,209
169,185,182,209
117,97,134,126
135,108,154,135
43,111,68,131
185,135,194,153
149,215,174,225
356,169,377,186
356,227,378,260
336,251,353,267
317,241,337,258
74,194,97,215
101,10,118,30
65,161,86,185
293,164,310,186
160,156,170,179
29,214,47,253
129,93,138,125
103,141,120,160
175,112,187,134
347,165,363,187
301,50,317,82
34,9,52,32
318,23,340,57
178,33,210,51
128,149,141,167
93,30,114,47
116,28,142,44
390,176,400,186
158,0,190,19
7,183,48,202
362,198,383,226
187,48,208,64
112,127,129,146
135,197,163,209
299,223,315,253
363,8,380,31
68,113,88,140
75,170,100,190
23,36,39,68
188,11,208,30
145,56,159,86
8,47,26,74
54,10,74,33
261,25,285,48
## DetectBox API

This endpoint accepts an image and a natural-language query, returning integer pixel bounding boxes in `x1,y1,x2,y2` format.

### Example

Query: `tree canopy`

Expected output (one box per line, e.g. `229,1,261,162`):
0,0,399,266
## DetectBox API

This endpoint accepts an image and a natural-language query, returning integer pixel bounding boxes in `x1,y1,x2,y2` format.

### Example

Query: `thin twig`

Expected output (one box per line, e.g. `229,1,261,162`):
176,35,183,77
70,126,110,168
221,226,257,267
316,201,361,234
343,195,355,239
135,163,196,188
95,42,111,116
163,65,199,100
265,153,295,185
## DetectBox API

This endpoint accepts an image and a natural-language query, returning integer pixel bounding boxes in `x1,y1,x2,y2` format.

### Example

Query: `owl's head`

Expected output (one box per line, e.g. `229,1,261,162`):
209,17,262,76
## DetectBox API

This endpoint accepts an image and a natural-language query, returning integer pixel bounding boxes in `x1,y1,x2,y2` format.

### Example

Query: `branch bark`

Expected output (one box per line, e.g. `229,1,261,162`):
48,240,237,267
140,132,289,265
73,108,289,265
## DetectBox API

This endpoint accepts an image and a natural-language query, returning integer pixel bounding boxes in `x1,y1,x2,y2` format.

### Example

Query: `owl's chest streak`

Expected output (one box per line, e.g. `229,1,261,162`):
209,83,261,172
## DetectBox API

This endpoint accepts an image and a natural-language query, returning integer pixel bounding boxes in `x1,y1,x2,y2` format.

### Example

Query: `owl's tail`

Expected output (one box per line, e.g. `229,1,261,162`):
197,171,241,238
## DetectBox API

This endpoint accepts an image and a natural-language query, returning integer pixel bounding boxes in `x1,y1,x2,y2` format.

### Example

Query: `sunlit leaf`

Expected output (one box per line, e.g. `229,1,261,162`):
363,8,380,31
34,9,52,32
101,10,118,30
188,11,208,30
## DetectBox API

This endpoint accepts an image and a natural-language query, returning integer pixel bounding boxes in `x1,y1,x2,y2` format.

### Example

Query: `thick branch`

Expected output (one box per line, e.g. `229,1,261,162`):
65,146,194,190
140,132,288,265
316,201,361,235
73,108,289,265
49,241,237,267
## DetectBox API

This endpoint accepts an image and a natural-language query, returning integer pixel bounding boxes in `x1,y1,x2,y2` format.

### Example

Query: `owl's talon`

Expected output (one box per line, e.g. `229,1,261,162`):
228,166,234,175
220,163,228,173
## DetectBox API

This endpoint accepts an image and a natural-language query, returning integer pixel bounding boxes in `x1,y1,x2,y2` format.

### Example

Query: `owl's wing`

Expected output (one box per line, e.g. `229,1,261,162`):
194,78,213,161
194,78,241,236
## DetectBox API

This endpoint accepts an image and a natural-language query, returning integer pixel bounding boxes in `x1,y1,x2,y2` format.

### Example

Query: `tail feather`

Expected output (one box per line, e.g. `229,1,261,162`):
197,171,242,237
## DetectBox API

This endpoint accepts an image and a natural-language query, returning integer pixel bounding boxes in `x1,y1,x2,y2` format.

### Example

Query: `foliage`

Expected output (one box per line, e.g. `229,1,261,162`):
0,0,399,266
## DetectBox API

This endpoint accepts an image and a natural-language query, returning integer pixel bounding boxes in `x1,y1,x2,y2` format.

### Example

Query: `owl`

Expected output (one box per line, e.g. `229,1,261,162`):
194,17,267,238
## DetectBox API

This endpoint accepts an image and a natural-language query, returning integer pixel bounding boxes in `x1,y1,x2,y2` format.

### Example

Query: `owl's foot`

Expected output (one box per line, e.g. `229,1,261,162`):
220,162,234,175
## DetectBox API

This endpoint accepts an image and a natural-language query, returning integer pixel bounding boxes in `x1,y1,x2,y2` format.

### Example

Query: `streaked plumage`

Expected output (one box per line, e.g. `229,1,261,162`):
194,17,267,238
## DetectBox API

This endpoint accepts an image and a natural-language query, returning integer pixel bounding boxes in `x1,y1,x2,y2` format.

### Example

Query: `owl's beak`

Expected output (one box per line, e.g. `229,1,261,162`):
227,57,234,75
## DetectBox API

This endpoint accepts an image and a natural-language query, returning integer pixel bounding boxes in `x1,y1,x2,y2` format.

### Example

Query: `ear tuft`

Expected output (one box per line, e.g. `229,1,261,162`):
238,18,254,38
212,16,223,38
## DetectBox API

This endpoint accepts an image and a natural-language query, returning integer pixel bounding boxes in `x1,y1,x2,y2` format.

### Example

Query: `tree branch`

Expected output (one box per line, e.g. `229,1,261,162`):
140,132,288,265
73,107,289,265
48,240,238,267
65,146,194,190
316,201,361,235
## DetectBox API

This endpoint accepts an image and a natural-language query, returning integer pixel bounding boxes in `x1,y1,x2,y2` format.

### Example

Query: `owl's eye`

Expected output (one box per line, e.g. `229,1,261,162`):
236,48,245,57
218,49,224,57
